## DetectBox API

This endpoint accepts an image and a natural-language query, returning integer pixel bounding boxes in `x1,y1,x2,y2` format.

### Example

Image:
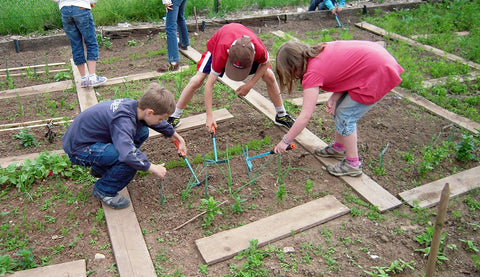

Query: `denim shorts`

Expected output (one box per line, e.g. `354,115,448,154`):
61,6,98,65
333,93,377,136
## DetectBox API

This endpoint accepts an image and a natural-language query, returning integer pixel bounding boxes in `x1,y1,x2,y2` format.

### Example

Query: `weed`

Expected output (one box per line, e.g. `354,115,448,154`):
460,239,479,253
198,264,208,275
128,39,137,46
198,196,222,228
0,255,17,275
364,259,416,276
13,128,39,148
456,131,480,162
304,179,314,195
228,239,270,277
96,34,112,50
415,226,449,264
14,247,36,270
53,72,71,82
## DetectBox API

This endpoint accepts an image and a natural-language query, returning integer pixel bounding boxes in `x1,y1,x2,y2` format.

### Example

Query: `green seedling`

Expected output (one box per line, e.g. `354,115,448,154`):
198,196,222,228
14,128,39,148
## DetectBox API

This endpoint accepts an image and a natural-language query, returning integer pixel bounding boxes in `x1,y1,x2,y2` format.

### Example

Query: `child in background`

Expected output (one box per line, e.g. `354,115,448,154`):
273,40,403,177
62,82,187,209
51,0,107,87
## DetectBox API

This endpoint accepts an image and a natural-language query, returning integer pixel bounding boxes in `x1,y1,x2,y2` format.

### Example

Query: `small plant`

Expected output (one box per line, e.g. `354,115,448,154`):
229,239,270,276
128,39,137,46
364,259,416,276
0,255,17,276
14,128,39,148
415,226,449,264
15,247,36,270
96,34,112,49
53,72,71,82
304,179,314,195
198,196,222,228
456,131,480,162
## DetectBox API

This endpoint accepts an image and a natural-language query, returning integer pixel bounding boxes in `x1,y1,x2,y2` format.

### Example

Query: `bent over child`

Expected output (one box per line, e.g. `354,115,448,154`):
273,40,403,177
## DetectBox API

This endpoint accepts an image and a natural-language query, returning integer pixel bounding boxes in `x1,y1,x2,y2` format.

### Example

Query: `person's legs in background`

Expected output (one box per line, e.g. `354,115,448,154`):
308,0,322,11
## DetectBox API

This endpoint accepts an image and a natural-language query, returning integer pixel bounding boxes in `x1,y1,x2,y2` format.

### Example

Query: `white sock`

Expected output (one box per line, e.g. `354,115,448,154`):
171,108,183,118
275,106,286,117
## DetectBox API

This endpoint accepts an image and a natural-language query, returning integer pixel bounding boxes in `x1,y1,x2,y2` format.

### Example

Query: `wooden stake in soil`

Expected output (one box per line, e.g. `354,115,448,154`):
425,183,450,277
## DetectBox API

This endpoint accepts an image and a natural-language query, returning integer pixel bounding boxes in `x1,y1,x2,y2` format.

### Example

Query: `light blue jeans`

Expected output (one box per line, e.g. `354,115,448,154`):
61,6,99,66
333,93,376,136
165,0,190,63
67,126,149,197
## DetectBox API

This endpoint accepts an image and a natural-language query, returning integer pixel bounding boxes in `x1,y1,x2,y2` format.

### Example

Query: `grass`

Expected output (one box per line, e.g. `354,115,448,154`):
1,0,309,35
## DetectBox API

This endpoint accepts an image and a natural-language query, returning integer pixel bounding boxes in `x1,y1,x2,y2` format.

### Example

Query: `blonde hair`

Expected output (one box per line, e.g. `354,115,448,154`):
138,82,176,115
275,41,326,94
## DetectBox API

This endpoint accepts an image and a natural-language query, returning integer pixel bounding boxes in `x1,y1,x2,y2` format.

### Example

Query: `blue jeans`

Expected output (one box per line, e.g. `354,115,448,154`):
333,93,376,136
165,0,190,63
308,0,334,11
61,6,99,66
67,126,149,196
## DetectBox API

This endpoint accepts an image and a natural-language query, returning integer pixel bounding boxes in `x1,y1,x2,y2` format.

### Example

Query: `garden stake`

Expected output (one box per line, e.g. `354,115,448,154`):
242,144,295,172
204,126,228,165
173,139,201,187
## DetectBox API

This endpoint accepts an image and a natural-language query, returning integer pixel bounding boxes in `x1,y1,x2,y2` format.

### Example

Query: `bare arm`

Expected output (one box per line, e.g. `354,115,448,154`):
204,73,219,130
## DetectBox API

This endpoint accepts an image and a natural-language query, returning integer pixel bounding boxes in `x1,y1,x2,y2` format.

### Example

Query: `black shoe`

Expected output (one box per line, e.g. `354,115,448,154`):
275,114,295,129
178,43,188,51
93,188,130,209
167,116,181,128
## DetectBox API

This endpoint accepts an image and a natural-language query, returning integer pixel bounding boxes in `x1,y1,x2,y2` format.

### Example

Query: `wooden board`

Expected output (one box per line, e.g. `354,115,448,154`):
399,166,480,208
393,87,480,134
104,65,190,86
355,21,480,71
422,72,480,88
288,92,332,106
70,59,98,111
0,150,64,168
195,195,350,265
103,188,157,277
9,259,85,277
0,80,73,100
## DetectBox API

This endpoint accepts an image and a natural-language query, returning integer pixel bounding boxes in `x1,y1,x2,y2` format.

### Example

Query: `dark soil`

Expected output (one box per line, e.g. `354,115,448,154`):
1,1,480,277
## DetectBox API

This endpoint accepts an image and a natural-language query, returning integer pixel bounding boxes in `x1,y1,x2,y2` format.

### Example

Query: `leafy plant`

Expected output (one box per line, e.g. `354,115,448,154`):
53,72,71,82
228,239,270,277
14,247,36,270
128,39,137,46
364,259,416,276
0,255,17,276
198,196,222,228
415,226,449,264
13,128,39,148
456,131,480,162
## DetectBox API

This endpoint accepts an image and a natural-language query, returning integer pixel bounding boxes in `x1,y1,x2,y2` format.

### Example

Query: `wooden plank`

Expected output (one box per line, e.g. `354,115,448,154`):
0,80,73,100
0,62,67,73
9,259,85,277
195,195,350,265
103,188,156,277
399,166,480,208
393,87,480,134
104,65,190,86
355,21,480,71
270,30,300,42
70,59,98,111
422,72,480,88
288,92,332,106
182,46,402,212
0,150,64,168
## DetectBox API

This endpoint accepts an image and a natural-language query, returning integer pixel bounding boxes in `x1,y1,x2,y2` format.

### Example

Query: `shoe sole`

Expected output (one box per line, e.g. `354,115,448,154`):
315,153,346,161
274,121,292,129
90,80,107,87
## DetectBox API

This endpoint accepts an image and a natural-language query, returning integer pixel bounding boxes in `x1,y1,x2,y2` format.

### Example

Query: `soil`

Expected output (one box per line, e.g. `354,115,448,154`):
1,1,480,277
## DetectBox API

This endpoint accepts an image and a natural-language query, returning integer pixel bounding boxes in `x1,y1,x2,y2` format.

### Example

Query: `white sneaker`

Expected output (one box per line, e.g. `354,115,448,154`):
89,74,107,87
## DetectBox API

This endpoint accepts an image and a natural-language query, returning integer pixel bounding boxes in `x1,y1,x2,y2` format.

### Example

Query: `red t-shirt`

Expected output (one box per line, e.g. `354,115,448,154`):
206,23,269,75
302,40,404,105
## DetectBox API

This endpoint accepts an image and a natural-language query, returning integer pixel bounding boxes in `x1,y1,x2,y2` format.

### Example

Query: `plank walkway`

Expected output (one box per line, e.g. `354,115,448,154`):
9,260,86,277
195,195,350,264
399,166,480,208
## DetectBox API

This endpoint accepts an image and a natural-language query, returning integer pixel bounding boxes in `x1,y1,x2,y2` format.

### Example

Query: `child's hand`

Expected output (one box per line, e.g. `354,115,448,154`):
149,163,167,178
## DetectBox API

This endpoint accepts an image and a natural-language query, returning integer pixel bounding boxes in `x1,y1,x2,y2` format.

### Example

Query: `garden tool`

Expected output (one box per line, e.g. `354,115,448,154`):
334,11,342,28
242,144,295,172
173,139,201,187
204,126,228,165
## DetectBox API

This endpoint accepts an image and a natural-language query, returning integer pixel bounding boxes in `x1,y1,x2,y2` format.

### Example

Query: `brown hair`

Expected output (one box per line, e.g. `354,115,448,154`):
138,82,176,115
275,41,326,94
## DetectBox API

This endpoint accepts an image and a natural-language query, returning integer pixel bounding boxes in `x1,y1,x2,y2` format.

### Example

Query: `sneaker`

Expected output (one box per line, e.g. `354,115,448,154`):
80,76,89,88
326,159,363,177
89,75,107,87
157,62,180,72
314,144,346,160
178,43,188,51
275,114,295,129
89,168,103,178
93,188,130,209
167,116,181,128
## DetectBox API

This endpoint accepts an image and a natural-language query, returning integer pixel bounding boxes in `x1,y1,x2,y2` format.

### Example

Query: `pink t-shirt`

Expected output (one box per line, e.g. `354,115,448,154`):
302,40,404,105
205,23,269,75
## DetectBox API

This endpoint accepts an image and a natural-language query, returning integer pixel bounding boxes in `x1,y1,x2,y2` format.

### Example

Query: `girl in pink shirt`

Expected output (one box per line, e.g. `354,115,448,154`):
274,40,403,177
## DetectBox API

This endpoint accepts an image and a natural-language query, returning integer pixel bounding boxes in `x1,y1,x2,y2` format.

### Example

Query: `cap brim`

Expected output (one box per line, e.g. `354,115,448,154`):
225,61,252,81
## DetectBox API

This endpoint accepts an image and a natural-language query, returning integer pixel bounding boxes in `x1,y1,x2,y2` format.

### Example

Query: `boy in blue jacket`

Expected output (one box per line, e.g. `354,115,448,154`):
62,82,187,209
